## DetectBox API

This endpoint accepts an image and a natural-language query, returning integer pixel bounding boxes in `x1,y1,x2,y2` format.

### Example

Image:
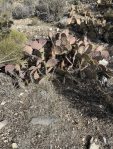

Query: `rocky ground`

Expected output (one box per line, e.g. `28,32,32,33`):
1,2,113,148
0,73,113,149
11,18,58,39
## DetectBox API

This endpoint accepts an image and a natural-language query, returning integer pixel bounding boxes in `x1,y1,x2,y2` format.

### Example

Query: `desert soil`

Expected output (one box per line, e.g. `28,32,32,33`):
11,18,57,39
1,12,113,148
0,73,113,149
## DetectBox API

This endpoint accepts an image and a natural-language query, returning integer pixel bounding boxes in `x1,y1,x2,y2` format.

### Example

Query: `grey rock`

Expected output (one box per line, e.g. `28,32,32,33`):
31,117,57,126
0,120,8,130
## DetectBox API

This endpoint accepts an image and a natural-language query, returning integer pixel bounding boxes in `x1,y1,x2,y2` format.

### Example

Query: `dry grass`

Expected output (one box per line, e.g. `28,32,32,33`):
0,29,27,63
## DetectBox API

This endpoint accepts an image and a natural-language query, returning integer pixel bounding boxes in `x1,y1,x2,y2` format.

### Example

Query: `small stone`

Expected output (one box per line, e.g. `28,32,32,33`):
1,101,6,106
38,135,41,138
101,76,108,86
56,28,60,32
14,113,18,116
31,117,57,126
0,120,8,130
18,92,24,97
99,59,108,66
82,137,85,142
12,143,18,149
25,90,28,93
88,120,91,124
90,142,100,149
99,105,103,109
90,138,100,149
92,117,98,121
49,28,53,31
103,137,107,144
4,140,8,143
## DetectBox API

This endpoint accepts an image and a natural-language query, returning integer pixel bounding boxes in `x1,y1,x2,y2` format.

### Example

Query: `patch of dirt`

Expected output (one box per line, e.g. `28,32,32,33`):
12,18,57,38
0,73,113,149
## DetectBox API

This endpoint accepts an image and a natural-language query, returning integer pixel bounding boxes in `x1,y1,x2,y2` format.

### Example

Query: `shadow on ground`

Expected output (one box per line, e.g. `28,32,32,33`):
52,74,113,121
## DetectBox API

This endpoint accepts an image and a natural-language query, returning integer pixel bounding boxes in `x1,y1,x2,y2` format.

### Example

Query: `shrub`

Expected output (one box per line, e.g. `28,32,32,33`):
0,30,27,63
12,4,32,19
67,0,79,5
23,0,39,6
35,0,67,22
0,0,12,15
0,13,13,41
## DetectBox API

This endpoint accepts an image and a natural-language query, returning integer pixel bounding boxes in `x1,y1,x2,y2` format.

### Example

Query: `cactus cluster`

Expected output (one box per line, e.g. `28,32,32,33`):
67,4,113,43
0,2,113,87
0,28,113,87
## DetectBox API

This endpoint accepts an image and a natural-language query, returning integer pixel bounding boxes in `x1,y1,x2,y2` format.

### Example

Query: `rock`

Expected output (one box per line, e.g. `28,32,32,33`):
90,142,100,149
0,120,8,130
89,136,108,149
82,135,109,149
91,117,98,122
90,138,100,149
4,140,8,143
82,135,92,149
31,117,57,126
1,101,6,106
103,137,107,144
57,17,68,28
99,59,109,66
18,92,24,97
101,76,108,86
12,143,18,149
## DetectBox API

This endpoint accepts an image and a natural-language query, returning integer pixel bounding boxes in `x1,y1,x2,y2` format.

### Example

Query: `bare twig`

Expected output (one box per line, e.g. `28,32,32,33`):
0,50,16,61
0,58,16,64
65,56,73,65
0,46,25,62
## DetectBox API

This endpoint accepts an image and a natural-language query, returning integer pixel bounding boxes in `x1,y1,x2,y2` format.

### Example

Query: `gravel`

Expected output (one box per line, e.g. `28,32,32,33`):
0,73,113,148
